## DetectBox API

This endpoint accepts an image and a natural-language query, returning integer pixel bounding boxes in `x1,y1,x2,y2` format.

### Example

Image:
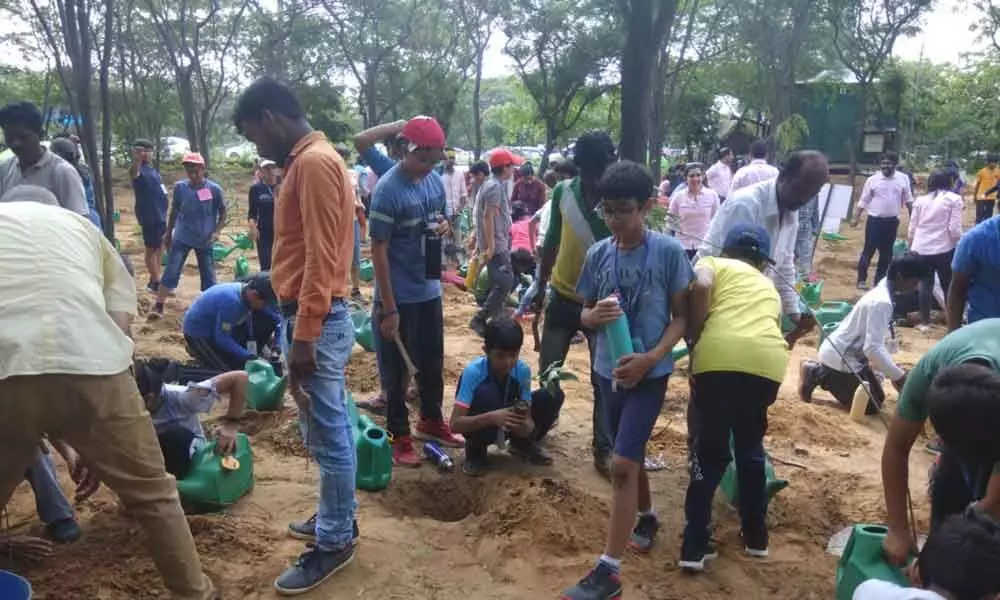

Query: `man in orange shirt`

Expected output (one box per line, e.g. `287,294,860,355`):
973,154,1000,224
233,78,358,596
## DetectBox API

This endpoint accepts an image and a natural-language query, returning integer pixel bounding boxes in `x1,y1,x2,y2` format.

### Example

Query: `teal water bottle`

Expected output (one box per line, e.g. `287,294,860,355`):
605,296,634,367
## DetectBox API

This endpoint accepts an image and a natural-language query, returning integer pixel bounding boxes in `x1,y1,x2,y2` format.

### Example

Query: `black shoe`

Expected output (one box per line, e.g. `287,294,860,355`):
46,518,82,544
288,514,360,545
462,453,491,477
628,514,659,553
798,360,820,403
510,441,554,466
678,538,718,573
593,452,612,480
742,529,769,557
559,562,622,600
274,543,355,596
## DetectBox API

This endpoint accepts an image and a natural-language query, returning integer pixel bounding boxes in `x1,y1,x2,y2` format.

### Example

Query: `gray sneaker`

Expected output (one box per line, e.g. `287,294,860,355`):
274,543,355,596
288,514,360,544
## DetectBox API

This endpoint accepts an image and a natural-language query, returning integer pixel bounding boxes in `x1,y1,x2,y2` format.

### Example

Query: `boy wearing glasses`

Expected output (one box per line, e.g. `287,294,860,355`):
561,160,692,600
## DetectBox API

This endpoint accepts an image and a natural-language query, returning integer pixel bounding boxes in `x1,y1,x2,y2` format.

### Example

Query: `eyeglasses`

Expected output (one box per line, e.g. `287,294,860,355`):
599,204,638,219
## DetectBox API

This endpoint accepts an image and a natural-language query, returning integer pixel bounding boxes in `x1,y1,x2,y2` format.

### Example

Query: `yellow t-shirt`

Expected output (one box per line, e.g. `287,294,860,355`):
976,166,1000,200
691,257,789,383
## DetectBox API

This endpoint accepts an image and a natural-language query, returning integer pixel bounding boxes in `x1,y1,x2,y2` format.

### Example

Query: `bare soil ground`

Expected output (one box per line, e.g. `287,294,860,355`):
3,171,964,599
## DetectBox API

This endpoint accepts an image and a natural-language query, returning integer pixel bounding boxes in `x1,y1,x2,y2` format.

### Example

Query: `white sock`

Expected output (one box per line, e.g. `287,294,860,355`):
639,508,656,519
598,554,621,572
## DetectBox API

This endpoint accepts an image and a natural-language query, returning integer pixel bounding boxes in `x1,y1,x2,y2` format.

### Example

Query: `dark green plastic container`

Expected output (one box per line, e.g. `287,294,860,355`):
177,433,254,512
245,359,287,411
346,393,392,491
835,524,910,600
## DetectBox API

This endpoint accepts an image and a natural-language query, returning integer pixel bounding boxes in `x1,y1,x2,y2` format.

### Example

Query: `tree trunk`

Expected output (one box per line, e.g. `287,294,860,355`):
848,83,869,200
177,67,200,153
619,0,655,163
99,0,115,239
472,46,485,160
364,62,378,128
647,57,669,182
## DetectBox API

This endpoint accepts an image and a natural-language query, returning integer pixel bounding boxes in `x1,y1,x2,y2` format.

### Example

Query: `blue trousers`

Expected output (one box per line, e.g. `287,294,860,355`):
26,450,74,525
281,301,357,550
163,241,216,291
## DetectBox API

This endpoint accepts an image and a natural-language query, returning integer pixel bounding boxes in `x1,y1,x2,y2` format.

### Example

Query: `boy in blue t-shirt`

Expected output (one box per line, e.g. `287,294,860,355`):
450,318,561,476
563,160,692,600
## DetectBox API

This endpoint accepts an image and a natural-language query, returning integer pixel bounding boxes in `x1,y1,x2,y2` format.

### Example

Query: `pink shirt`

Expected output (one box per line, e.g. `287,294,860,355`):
908,191,963,256
858,171,914,218
705,161,733,199
729,159,779,194
510,217,533,252
668,187,720,250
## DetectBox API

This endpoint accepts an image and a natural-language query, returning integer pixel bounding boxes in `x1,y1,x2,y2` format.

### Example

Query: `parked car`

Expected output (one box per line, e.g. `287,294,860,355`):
224,141,257,161
160,136,191,160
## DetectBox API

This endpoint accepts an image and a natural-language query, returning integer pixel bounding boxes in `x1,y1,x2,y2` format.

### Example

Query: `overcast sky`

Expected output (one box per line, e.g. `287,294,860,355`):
0,0,986,78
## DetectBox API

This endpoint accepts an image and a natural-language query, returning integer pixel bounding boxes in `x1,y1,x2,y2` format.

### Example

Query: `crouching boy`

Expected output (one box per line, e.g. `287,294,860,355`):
450,318,560,476
135,361,248,479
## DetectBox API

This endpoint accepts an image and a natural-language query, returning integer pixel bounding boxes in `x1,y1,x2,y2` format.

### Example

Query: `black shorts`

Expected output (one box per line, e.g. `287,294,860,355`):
157,424,197,479
141,220,166,249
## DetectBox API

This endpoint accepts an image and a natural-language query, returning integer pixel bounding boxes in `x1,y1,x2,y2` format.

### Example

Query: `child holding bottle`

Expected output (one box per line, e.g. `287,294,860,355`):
561,160,692,600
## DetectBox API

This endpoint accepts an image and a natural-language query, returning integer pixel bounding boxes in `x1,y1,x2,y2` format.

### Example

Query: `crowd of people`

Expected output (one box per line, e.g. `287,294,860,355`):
3,76,1000,600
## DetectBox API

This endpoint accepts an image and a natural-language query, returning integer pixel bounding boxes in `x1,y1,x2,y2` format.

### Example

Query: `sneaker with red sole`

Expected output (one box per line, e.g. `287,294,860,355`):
392,436,422,467
415,418,465,447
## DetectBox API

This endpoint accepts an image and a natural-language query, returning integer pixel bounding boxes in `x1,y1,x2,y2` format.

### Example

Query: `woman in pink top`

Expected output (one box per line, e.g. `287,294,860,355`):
510,201,534,252
908,170,963,327
668,164,720,260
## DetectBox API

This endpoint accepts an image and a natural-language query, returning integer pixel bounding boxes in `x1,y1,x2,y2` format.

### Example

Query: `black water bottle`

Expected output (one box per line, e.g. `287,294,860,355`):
424,222,443,280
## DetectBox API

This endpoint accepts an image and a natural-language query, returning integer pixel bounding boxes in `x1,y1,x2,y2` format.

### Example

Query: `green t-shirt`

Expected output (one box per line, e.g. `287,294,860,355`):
896,319,1000,422
543,178,611,301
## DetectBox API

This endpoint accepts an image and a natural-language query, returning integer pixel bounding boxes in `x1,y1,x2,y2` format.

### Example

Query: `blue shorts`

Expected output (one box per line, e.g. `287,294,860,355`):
352,219,361,269
140,220,166,249
598,375,668,463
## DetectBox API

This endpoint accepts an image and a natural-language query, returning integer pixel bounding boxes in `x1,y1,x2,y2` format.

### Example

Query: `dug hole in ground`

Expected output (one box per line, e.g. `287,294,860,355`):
3,171,943,599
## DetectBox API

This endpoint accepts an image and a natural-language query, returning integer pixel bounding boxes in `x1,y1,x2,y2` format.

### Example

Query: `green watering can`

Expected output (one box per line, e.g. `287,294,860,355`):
671,341,689,362
346,393,392,491
212,233,255,262
835,524,910,600
359,258,374,283
822,320,840,341
351,309,375,352
719,435,788,508
892,239,908,258
162,252,169,266
176,433,254,512
112,210,121,223
798,279,824,308
245,359,287,412
814,301,853,327
234,255,250,279
458,262,469,278
822,231,848,241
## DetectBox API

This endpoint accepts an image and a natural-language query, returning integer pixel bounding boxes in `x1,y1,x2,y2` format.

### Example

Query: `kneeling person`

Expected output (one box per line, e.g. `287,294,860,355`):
183,272,281,371
450,318,557,476
135,363,248,479
799,254,929,414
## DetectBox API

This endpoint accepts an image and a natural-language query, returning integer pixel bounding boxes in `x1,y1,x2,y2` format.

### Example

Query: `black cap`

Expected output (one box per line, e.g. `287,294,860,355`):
133,138,154,150
244,271,276,304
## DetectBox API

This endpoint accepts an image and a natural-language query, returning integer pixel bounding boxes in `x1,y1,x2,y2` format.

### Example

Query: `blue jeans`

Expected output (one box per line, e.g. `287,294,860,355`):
280,301,357,550
352,220,361,270
163,241,216,291
26,451,74,525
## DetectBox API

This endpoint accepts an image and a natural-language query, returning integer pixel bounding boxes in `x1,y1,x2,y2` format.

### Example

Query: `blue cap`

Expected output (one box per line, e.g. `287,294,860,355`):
722,223,772,260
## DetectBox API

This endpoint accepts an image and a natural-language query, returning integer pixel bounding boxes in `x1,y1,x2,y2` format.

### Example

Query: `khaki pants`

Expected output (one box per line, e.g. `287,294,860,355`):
0,370,215,600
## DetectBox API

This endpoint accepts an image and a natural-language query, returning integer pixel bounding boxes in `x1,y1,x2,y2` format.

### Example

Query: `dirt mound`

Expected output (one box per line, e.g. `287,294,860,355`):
255,412,309,458
347,351,380,393
474,477,608,557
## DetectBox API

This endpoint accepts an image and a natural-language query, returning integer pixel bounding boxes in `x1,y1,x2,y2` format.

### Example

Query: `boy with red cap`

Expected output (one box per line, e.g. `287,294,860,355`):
151,152,226,318
469,147,523,336
370,115,464,466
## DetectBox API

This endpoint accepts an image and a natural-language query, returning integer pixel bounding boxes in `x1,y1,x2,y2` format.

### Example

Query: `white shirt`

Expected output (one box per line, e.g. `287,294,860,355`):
730,159,779,195
853,579,946,600
532,199,553,249
858,171,914,218
696,179,800,316
0,201,136,379
818,279,904,381
705,160,733,199
442,168,467,217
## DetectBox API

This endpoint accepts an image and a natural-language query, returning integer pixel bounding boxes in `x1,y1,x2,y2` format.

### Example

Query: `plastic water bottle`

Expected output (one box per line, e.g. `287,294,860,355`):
424,222,443,280
423,441,455,472
605,296,634,367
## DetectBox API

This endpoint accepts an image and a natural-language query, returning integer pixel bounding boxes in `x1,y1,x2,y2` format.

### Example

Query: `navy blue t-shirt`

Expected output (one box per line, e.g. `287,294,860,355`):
248,183,276,233
171,179,225,249
132,163,167,226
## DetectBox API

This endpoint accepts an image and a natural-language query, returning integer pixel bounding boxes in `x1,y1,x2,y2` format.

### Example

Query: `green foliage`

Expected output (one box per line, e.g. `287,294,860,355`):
672,89,717,154
296,80,352,143
775,114,809,154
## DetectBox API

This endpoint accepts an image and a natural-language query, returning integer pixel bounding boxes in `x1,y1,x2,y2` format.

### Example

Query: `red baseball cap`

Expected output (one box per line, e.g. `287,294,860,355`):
488,148,524,169
181,152,206,166
401,116,446,149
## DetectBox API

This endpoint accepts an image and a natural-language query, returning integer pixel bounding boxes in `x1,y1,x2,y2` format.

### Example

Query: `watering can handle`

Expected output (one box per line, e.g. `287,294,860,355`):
394,335,419,377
